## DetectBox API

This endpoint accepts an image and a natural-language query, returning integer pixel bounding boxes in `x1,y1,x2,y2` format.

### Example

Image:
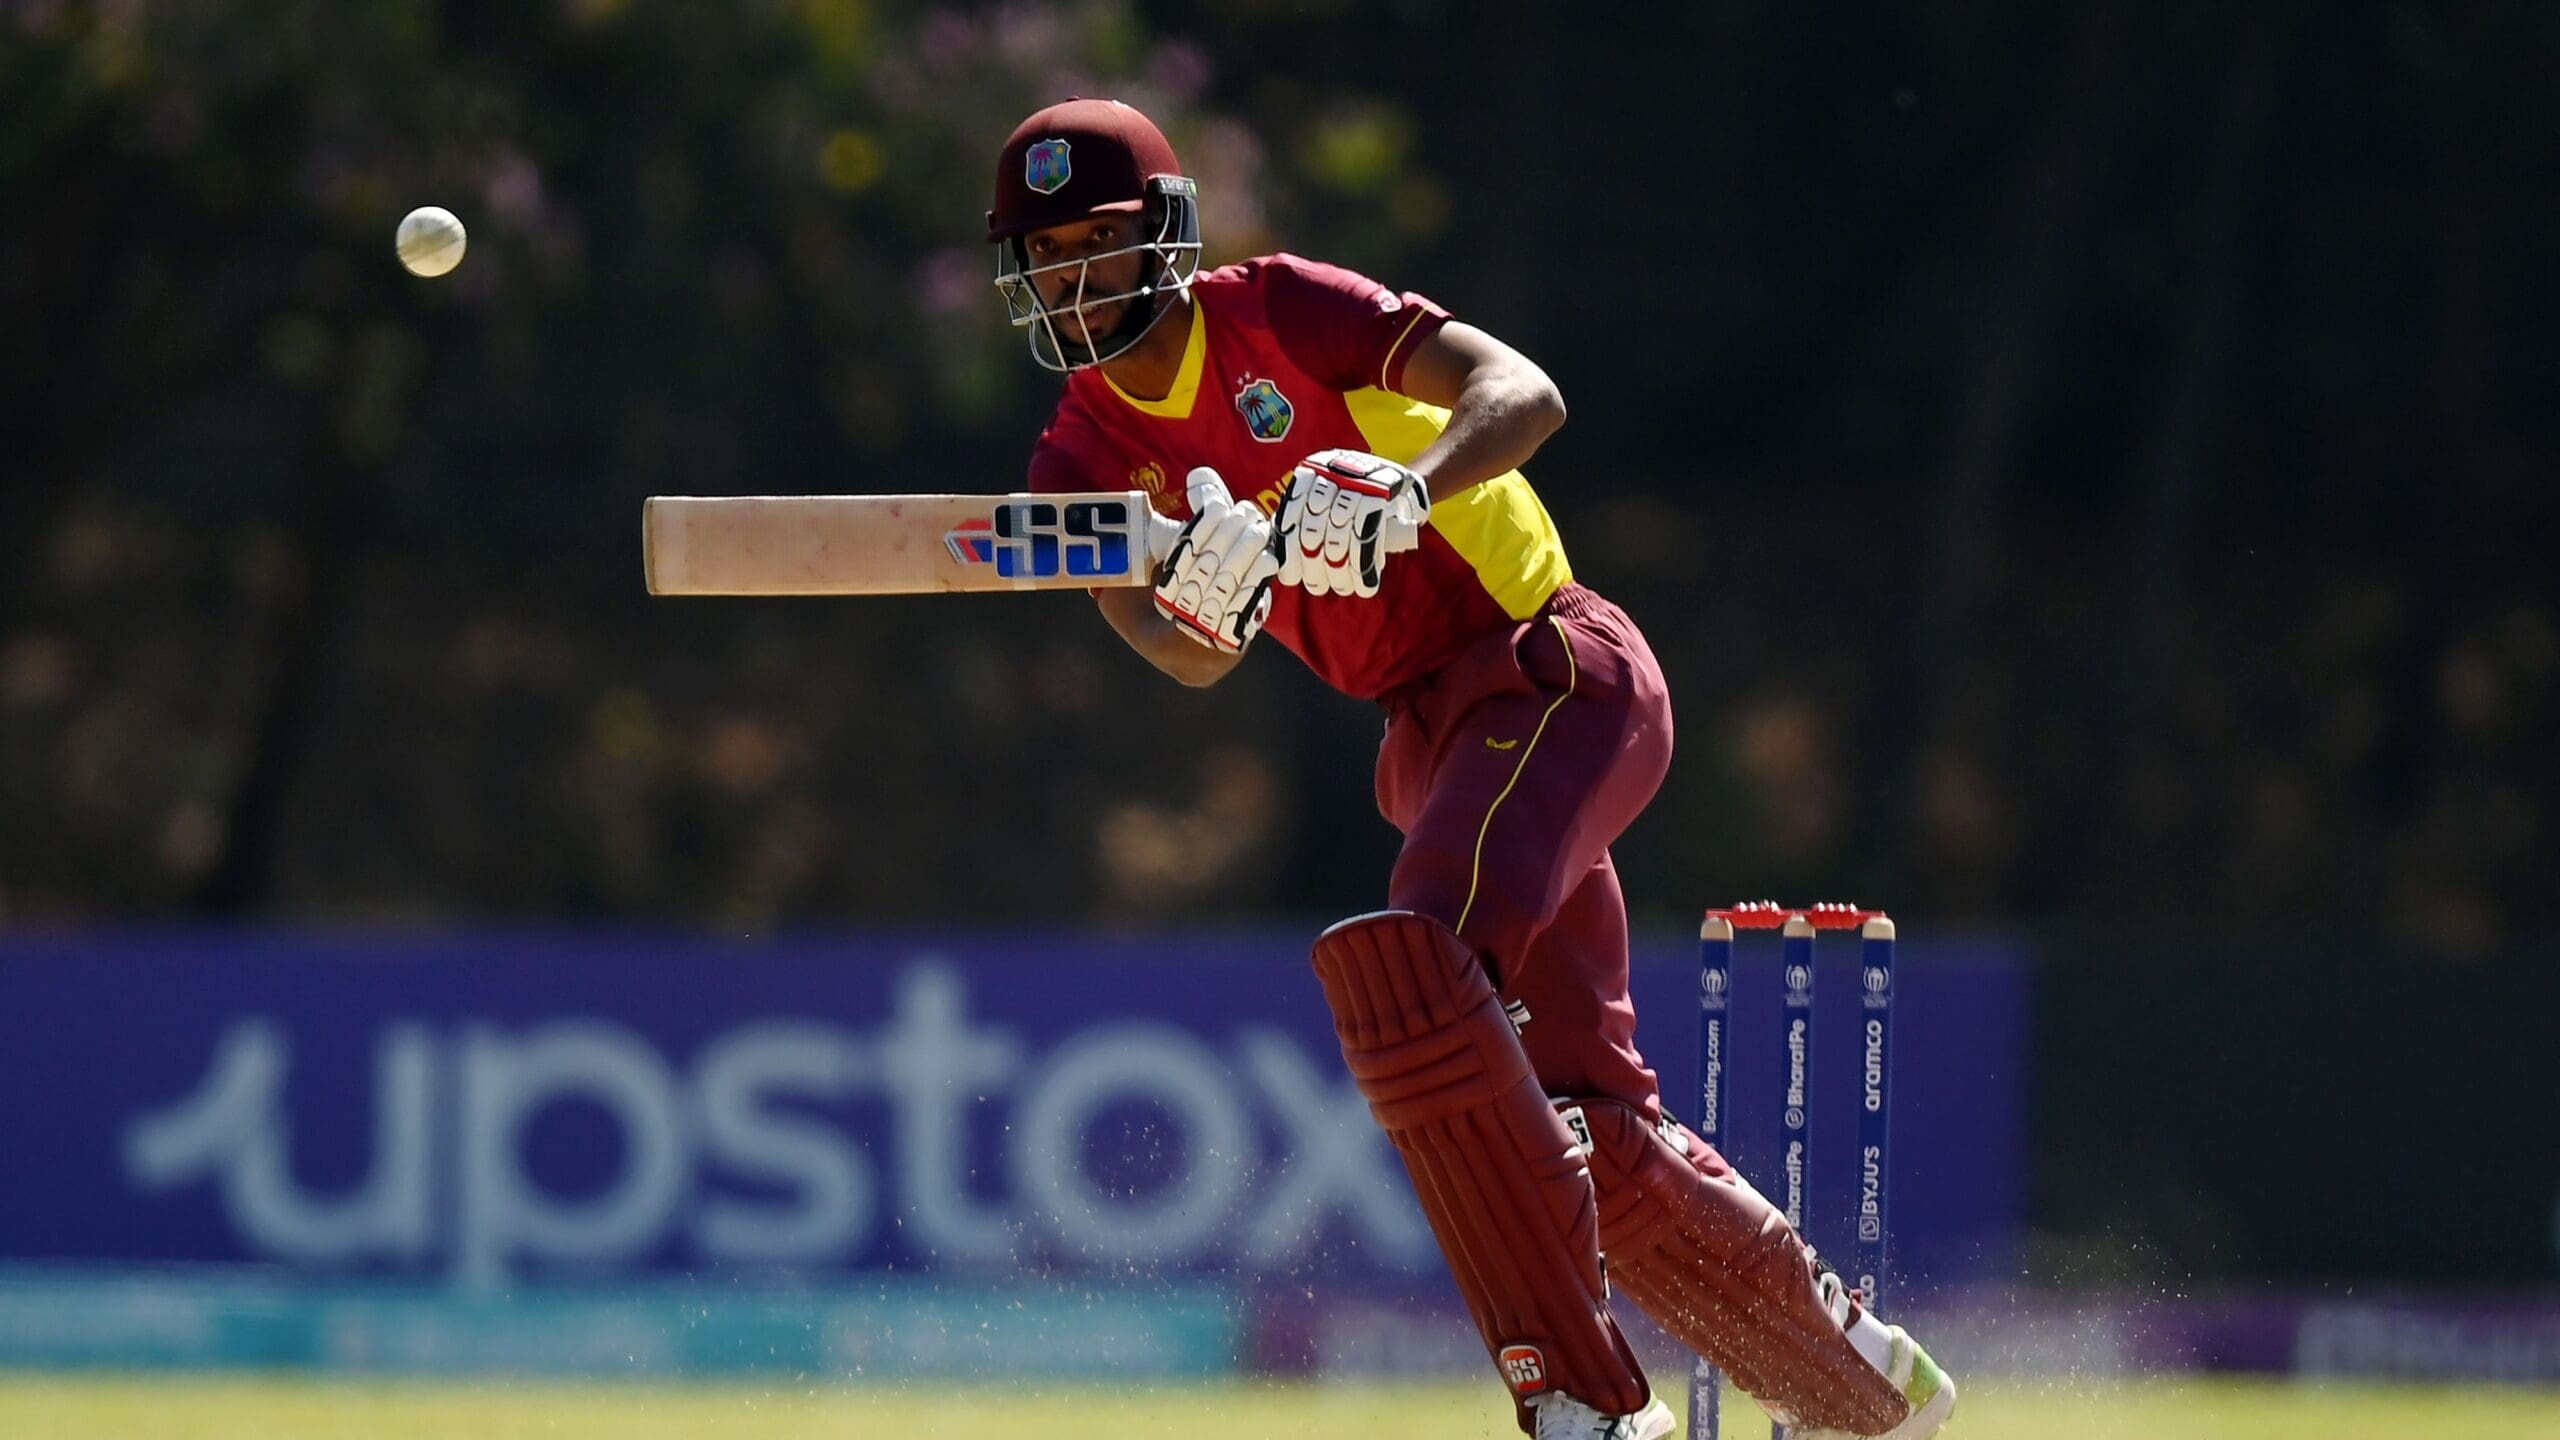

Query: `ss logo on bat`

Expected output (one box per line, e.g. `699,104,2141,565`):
987,500,1131,579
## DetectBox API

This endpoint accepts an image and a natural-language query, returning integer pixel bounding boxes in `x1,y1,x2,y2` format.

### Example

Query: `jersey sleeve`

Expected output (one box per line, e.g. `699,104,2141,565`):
1260,253,1452,395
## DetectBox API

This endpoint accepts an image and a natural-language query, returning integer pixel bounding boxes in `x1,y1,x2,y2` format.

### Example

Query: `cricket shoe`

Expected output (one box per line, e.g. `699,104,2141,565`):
1527,1391,1676,1440
1787,1324,1956,1440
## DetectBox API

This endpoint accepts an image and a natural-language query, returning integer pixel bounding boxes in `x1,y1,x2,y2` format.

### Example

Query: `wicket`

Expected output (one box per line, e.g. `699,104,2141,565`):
1688,902,1897,1440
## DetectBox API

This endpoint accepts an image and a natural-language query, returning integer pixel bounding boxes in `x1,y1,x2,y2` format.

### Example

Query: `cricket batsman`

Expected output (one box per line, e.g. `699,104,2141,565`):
987,97,1957,1440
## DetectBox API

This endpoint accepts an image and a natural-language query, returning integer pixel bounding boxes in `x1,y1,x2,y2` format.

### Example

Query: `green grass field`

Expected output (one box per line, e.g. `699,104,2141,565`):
1,1376,2551,1439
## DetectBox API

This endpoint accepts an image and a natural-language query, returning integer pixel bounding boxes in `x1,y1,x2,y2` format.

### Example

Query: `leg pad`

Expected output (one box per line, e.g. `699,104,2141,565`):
1569,1097,1909,1434
1312,911,1650,1416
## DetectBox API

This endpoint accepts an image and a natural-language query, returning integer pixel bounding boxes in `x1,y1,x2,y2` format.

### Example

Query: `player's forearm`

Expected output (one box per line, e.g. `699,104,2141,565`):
1405,368,1565,500
1097,585,1242,687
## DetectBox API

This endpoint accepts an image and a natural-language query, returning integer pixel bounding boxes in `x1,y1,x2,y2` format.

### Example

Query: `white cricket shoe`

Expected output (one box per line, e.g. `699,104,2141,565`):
1528,1391,1676,1440
1789,1323,1958,1440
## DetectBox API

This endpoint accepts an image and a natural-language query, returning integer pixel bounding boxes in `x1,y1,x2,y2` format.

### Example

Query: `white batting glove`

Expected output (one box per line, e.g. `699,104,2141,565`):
1153,468,1281,653
1276,449,1431,599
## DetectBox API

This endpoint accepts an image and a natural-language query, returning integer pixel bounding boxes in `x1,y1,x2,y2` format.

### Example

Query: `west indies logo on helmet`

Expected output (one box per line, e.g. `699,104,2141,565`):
988,98,1203,373
1023,138,1073,195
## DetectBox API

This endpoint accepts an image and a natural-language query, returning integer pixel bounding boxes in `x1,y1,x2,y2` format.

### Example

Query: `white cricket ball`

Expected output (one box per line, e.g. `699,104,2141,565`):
395,206,468,278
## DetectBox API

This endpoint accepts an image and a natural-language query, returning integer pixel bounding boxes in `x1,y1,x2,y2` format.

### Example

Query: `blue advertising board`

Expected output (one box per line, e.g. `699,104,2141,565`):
0,929,2024,1305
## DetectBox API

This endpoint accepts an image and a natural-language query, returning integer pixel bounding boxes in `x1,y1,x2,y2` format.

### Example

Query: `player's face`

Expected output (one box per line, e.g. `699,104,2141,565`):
995,193,1196,373
1020,215,1147,343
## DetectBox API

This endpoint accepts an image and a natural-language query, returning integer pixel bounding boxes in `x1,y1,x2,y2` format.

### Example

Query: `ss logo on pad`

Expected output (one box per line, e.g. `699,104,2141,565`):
1498,1344,1550,1394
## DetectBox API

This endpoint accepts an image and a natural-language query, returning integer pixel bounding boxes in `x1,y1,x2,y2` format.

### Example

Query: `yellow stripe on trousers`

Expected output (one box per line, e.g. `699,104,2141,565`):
1455,616,1579,938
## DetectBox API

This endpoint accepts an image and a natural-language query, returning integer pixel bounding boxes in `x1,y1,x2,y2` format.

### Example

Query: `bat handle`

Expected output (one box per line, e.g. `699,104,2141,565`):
1146,510,1187,567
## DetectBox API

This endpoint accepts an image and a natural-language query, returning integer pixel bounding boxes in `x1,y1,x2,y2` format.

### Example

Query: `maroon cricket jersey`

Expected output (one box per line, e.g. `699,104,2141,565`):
1025,254,1576,699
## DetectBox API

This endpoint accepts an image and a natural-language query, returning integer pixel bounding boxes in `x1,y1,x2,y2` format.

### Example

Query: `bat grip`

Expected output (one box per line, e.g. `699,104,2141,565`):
1146,511,1187,567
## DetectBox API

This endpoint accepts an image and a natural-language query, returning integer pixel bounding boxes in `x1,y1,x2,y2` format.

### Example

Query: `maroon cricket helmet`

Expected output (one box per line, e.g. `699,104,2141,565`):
986,98,1188,243
986,97,1204,372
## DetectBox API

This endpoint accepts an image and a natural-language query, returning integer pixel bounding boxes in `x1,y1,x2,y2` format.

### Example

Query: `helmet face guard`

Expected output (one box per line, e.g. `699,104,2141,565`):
993,177,1201,373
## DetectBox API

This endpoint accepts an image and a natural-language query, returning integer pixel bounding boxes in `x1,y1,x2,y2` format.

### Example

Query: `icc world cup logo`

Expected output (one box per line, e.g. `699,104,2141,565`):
1784,963,1813,995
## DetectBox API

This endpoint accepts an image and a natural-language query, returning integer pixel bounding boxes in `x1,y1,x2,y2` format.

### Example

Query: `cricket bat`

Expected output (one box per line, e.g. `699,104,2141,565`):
643,491,1178,596
643,487,1420,597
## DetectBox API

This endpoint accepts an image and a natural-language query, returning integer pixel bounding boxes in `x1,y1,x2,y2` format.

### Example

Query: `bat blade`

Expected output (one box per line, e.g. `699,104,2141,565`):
643,491,1176,596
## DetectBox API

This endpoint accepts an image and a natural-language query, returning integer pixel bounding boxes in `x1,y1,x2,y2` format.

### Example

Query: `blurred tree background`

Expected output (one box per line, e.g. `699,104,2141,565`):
4,0,2555,957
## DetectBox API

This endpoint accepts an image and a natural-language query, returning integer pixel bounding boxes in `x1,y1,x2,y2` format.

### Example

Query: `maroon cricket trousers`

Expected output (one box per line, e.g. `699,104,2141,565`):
1375,582,1674,1120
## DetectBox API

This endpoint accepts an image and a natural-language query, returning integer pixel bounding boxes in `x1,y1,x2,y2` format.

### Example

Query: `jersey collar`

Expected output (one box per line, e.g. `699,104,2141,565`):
1101,297,1205,419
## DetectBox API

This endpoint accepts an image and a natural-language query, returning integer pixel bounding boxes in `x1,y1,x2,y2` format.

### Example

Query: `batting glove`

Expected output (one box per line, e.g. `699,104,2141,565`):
1276,448,1432,599
1154,468,1280,653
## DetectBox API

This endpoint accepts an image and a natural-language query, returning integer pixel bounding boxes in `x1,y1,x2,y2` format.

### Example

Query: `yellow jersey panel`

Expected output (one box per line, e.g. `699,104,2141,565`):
1345,388,1572,622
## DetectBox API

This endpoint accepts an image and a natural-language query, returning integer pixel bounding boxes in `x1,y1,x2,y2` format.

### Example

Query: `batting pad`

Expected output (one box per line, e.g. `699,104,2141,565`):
1310,911,1650,1417
1567,1097,1909,1434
